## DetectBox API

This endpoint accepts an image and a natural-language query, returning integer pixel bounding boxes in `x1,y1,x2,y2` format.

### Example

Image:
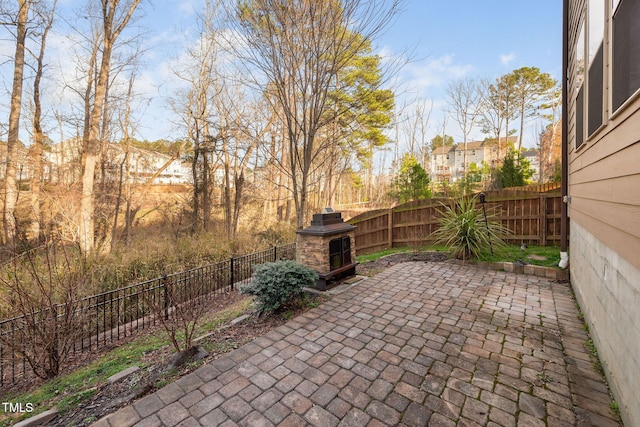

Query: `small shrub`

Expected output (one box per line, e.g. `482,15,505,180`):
0,241,90,379
144,276,211,353
240,261,317,315
431,196,510,261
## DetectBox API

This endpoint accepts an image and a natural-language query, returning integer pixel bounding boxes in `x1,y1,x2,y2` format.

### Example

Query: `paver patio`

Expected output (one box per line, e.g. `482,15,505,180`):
92,261,622,426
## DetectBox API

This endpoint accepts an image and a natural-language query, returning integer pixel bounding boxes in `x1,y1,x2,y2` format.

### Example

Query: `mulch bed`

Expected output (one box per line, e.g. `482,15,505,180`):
356,251,449,277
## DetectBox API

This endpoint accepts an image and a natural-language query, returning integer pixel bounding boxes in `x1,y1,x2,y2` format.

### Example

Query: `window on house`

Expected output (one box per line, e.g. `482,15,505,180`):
576,22,586,149
612,0,640,111
588,0,604,135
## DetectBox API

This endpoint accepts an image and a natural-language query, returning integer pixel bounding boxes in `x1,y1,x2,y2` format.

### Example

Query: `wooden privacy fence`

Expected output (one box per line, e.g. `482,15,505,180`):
348,192,566,255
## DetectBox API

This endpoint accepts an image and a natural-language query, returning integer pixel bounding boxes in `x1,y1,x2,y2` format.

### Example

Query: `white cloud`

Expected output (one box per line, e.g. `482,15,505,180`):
500,53,516,66
407,54,475,90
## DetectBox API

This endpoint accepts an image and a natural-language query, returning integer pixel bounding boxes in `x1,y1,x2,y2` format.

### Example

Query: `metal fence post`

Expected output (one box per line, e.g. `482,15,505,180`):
163,275,169,321
273,245,278,261
230,257,235,290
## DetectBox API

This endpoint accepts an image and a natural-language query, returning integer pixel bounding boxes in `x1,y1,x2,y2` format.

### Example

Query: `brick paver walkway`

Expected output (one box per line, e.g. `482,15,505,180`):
93,262,622,426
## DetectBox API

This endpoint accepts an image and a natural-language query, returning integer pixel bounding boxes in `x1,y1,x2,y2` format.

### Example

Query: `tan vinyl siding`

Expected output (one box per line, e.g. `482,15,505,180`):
567,0,640,271
571,174,640,206
569,90,640,271
570,206,640,261
567,1,640,425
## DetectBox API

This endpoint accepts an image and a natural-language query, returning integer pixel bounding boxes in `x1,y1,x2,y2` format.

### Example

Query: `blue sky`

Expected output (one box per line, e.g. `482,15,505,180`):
383,0,562,79
380,0,562,149
141,0,563,150
2,0,563,154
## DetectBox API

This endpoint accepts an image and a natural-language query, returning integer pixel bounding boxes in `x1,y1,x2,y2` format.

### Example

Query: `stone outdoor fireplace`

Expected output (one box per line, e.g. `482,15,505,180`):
296,209,357,290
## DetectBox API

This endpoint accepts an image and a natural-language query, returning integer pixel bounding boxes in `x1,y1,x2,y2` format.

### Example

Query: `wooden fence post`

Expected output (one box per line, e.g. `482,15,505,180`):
540,195,547,246
387,208,393,248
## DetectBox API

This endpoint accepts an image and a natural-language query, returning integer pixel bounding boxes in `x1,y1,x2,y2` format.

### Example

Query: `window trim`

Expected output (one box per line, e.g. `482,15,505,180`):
611,0,640,115
587,0,606,137
575,16,586,150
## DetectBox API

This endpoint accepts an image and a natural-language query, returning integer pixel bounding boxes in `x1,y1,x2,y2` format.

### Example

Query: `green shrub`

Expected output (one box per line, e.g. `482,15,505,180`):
431,196,510,261
240,261,318,315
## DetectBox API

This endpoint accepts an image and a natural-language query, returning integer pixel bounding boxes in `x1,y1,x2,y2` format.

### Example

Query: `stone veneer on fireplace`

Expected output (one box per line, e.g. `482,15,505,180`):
296,210,357,290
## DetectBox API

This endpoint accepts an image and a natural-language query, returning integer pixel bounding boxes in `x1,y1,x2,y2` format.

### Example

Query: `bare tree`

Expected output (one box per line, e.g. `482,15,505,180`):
218,94,275,239
172,0,222,233
145,274,211,355
0,241,90,379
405,99,432,168
3,0,31,245
535,85,562,183
537,86,562,182
446,78,481,179
478,78,508,163
27,0,56,242
197,0,274,239
230,0,402,228
78,0,142,254
109,71,139,249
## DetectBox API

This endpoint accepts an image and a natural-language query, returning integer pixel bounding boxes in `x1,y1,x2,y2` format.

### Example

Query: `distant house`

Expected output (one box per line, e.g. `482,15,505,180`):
101,144,192,185
429,145,454,182
521,149,540,182
45,139,192,185
452,141,486,178
429,136,519,182
565,1,640,426
44,137,82,183
0,141,32,182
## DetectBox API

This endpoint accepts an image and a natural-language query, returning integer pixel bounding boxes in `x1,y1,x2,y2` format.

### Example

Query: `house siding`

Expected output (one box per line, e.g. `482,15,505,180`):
570,223,640,427
567,0,640,426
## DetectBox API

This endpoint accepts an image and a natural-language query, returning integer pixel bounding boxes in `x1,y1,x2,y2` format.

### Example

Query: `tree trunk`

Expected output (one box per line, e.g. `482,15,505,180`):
191,142,200,233
4,0,30,245
202,145,210,232
223,154,232,238
518,100,525,154
78,0,141,253
29,1,54,242
80,41,113,253
232,173,244,238
110,149,127,249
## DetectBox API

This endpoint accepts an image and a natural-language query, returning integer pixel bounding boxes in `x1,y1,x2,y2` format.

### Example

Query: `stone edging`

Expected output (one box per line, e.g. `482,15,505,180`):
446,259,570,281
12,409,58,427
12,365,143,427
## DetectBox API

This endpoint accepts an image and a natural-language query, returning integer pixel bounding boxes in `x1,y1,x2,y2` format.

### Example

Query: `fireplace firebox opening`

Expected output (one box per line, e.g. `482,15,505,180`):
329,236,352,270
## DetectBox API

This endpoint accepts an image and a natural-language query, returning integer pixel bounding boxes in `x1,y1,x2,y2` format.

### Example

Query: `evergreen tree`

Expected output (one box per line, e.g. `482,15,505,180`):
430,134,455,151
389,154,431,203
498,150,534,188
329,37,395,165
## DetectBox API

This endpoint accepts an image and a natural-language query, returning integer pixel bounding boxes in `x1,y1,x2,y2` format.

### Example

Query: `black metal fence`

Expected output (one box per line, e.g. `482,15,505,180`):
0,243,296,387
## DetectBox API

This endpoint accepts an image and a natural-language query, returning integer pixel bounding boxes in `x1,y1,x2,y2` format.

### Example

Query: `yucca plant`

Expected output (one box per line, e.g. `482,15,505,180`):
431,196,510,260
